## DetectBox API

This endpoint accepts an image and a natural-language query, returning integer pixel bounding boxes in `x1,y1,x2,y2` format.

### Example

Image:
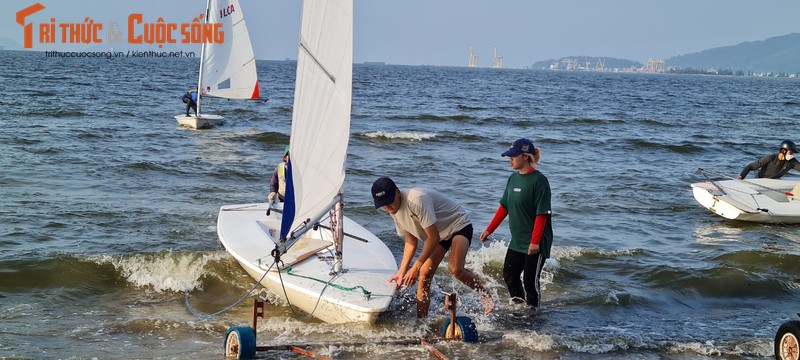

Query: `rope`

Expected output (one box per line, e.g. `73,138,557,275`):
183,258,277,319
281,265,372,298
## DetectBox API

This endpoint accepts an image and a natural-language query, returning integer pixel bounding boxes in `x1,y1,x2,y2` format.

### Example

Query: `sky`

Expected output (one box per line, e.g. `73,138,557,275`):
4,0,800,68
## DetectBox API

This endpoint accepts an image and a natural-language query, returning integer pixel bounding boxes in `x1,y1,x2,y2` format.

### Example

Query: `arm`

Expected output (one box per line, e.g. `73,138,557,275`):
269,167,279,193
267,167,280,201
401,224,441,286
528,214,547,255
528,176,552,255
739,155,772,179
389,233,418,288
792,160,800,172
480,205,508,242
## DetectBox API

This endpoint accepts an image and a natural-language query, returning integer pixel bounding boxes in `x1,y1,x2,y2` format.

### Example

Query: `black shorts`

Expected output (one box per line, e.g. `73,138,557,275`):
439,224,473,251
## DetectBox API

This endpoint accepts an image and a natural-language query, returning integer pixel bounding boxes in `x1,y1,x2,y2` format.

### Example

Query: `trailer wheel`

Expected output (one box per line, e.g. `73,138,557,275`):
776,320,800,360
441,316,478,343
224,326,256,359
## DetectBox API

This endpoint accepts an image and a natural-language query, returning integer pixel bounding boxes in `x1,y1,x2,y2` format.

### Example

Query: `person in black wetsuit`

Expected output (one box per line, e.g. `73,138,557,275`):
738,140,800,179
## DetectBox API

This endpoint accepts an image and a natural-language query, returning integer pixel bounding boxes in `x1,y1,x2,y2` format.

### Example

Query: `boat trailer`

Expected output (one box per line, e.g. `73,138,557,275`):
776,313,800,360
223,292,478,359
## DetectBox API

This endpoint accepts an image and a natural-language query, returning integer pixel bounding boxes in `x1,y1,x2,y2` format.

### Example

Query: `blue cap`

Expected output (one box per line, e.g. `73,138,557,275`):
284,145,290,156
501,138,535,157
372,177,398,209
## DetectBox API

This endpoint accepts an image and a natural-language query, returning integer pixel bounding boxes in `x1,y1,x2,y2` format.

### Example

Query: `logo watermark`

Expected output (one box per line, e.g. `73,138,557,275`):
15,2,229,51
44,50,196,59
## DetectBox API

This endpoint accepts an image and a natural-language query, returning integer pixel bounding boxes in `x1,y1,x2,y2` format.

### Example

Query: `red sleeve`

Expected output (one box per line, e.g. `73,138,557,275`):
485,205,508,234
530,214,547,245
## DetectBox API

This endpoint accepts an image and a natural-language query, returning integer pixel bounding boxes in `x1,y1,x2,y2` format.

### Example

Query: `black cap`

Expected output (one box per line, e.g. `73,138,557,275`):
501,138,535,157
372,177,398,209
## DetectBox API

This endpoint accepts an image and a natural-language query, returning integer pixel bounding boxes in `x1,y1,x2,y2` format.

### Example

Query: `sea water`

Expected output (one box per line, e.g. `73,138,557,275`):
1,50,798,359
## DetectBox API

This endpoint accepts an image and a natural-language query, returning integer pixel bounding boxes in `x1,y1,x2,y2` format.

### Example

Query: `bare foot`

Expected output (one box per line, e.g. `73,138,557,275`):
481,294,495,315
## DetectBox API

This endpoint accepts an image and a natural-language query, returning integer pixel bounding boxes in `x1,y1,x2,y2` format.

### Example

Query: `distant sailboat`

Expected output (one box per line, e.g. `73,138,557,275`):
217,0,397,324
174,0,260,129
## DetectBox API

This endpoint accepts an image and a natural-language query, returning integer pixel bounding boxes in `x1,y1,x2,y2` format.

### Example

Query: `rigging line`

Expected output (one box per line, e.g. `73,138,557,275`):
299,37,336,84
275,259,305,319
308,272,342,317
700,168,726,194
275,205,369,245
282,265,371,297
183,258,277,319
745,192,785,225
749,192,783,225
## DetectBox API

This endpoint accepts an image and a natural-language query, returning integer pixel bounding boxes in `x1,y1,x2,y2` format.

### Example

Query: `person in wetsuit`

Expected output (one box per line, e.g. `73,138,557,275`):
738,140,800,179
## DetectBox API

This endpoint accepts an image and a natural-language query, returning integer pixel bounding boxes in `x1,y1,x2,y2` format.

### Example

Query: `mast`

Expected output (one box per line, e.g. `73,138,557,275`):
330,191,344,274
195,0,212,117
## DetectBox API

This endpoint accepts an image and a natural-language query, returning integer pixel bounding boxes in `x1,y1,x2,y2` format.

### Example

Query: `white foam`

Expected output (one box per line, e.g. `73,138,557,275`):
362,131,437,141
503,330,557,351
551,245,643,261
666,338,773,358
90,251,227,292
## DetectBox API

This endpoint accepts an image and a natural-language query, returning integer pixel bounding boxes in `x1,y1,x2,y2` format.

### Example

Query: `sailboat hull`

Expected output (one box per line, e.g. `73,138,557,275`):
174,114,224,129
217,203,397,324
691,178,800,223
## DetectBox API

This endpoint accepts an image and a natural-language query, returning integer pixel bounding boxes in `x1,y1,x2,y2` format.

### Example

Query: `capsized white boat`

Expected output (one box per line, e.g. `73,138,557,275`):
175,0,260,129
691,176,800,224
217,0,397,324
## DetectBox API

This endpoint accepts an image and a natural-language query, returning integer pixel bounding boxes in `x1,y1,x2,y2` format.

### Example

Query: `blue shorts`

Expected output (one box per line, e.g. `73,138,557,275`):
439,224,473,251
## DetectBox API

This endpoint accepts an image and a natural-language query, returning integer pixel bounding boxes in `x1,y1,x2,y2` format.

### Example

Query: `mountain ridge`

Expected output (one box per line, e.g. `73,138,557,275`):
533,33,800,74
665,33,800,73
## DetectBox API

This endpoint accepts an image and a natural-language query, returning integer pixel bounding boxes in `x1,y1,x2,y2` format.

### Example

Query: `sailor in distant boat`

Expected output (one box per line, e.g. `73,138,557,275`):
181,89,198,117
737,140,800,179
372,176,494,317
268,145,290,203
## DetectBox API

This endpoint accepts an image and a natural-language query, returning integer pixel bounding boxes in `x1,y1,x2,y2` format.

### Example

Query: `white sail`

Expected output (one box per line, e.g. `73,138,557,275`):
202,0,260,100
216,0,396,323
281,0,353,241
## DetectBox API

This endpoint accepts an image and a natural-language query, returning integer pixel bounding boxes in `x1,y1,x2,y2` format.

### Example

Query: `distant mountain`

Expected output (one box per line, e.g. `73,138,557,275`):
666,33,800,73
532,56,641,71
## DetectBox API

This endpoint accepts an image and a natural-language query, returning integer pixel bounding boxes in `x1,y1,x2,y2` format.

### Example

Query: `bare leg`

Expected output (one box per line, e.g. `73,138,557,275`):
416,245,446,318
448,235,494,314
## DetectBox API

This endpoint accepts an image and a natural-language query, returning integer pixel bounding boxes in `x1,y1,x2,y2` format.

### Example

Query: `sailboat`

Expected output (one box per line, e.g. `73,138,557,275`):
174,0,260,129
691,168,800,223
217,0,398,324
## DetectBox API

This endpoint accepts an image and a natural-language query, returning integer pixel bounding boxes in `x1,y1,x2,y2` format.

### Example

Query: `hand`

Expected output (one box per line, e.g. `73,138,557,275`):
527,243,540,255
268,192,277,202
388,271,405,289
402,264,420,287
736,176,743,180
479,230,491,243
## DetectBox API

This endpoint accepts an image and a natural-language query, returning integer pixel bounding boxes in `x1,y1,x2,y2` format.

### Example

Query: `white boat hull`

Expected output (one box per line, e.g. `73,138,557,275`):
174,114,224,129
691,178,800,223
217,203,397,324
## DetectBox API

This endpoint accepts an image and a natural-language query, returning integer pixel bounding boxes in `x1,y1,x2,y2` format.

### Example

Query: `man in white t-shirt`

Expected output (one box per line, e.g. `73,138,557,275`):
372,176,494,317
